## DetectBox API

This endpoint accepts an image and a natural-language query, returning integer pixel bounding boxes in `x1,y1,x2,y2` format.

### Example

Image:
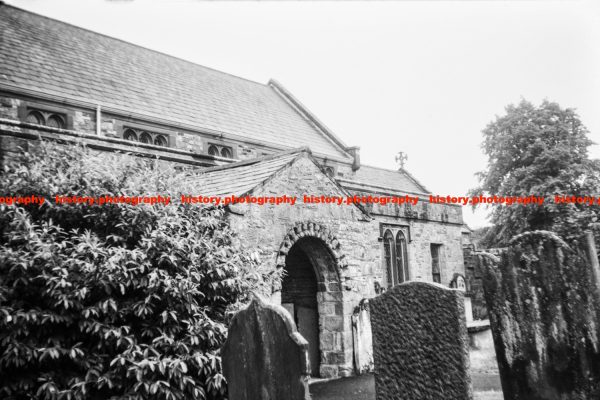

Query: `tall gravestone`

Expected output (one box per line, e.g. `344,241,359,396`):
370,281,472,400
221,296,311,400
352,298,374,374
479,231,600,399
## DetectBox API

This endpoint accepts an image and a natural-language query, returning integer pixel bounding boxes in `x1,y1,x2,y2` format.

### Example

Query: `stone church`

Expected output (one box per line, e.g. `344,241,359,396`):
0,4,467,379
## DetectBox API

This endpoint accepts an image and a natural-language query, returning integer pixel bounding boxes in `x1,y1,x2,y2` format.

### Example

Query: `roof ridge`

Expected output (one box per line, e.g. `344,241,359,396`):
348,163,430,194
359,163,404,173
337,177,430,197
200,147,310,173
268,79,350,155
2,3,266,88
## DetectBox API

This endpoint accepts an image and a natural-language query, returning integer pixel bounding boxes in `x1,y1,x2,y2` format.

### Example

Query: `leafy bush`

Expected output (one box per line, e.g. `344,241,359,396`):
0,142,271,399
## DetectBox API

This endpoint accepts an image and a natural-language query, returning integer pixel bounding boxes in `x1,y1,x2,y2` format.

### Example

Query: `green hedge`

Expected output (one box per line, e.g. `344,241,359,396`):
0,143,271,400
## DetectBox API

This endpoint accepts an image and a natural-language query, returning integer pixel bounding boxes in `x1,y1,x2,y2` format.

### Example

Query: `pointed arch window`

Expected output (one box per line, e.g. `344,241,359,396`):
395,231,409,284
121,127,171,147
23,109,67,129
383,230,395,288
431,244,442,283
382,227,410,288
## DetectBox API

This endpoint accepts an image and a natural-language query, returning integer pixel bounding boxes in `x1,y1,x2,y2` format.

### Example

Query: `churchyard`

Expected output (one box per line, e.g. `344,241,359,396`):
222,229,600,400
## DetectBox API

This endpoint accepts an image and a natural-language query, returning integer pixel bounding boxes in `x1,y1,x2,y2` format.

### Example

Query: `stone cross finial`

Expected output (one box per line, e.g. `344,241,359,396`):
395,152,407,170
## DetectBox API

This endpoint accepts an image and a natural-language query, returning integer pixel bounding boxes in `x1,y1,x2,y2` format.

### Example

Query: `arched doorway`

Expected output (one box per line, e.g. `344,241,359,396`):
281,236,340,377
282,240,320,376
276,222,346,378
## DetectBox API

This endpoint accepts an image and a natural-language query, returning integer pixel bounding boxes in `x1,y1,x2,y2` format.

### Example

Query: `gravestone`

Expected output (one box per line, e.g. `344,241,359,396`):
352,298,374,374
479,231,600,399
221,295,311,400
370,281,472,400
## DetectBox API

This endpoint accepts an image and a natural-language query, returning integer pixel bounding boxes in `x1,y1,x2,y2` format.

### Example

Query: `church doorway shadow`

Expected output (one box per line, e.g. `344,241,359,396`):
280,235,344,378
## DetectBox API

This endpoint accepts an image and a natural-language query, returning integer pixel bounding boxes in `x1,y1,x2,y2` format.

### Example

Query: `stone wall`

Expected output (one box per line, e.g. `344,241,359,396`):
0,92,298,163
357,191,463,225
370,281,472,400
480,231,600,399
226,153,468,377
376,213,465,285
227,154,380,378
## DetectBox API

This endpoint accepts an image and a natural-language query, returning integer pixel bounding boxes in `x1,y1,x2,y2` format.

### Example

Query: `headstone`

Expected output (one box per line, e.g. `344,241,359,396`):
352,299,374,374
370,281,472,400
480,231,600,399
221,295,311,400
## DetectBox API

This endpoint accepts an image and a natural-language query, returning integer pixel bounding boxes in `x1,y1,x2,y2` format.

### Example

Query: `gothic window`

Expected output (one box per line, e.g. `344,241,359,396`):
207,143,234,159
25,110,44,125
46,115,65,129
154,135,167,147
382,227,410,288
123,129,138,141
121,127,170,147
220,146,232,158
431,244,442,283
395,231,409,283
24,109,67,129
139,131,152,144
383,230,395,288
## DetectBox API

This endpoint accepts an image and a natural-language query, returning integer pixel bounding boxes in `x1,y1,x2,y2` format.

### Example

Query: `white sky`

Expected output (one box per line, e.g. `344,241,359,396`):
8,0,600,228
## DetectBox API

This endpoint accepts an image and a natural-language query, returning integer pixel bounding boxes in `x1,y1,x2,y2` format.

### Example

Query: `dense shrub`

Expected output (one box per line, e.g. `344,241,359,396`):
0,142,272,400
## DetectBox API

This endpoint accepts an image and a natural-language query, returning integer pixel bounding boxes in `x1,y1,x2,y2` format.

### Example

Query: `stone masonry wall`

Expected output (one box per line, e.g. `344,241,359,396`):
227,154,380,378
226,154,467,377
0,92,285,159
375,214,465,286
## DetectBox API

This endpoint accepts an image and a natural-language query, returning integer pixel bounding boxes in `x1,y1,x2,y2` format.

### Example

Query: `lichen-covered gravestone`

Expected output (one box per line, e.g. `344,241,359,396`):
479,231,600,399
221,296,311,400
370,281,472,400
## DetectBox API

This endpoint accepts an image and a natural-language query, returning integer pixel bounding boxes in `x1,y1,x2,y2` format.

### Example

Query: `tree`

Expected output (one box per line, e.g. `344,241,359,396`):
471,99,600,247
0,142,274,400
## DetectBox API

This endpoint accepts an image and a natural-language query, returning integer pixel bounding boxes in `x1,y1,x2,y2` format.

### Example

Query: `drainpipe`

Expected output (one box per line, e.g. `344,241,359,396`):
96,105,102,136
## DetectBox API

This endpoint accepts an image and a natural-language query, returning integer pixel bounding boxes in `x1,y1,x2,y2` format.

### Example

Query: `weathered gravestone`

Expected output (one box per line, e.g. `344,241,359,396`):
221,295,311,400
478,231,600,399
352,298,374,374
370,281,473,400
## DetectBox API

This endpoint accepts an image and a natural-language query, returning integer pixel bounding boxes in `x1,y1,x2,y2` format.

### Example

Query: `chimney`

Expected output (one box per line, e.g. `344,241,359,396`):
347,146,360,171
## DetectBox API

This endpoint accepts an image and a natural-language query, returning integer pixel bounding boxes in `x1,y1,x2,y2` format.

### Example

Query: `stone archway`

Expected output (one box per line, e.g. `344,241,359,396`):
275,222,349,378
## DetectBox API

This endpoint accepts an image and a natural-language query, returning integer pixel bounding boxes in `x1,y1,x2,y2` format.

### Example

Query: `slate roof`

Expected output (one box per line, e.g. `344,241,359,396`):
193,147,428,199
0,4,350,160
191,149,301,197
338,165,429,195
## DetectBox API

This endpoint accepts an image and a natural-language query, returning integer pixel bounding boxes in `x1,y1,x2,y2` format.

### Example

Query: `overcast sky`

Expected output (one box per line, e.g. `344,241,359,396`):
8,0,600,228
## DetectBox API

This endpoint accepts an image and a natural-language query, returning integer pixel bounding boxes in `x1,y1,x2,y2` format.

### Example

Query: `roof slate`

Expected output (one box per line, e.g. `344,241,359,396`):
192,148,428,200
0,4,349,159
191,151,300,197
341,165,429,195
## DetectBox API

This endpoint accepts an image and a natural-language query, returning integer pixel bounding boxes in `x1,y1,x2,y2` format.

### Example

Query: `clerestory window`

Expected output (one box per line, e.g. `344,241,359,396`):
24,109,66,129
207,143,234,159
122,127,169,147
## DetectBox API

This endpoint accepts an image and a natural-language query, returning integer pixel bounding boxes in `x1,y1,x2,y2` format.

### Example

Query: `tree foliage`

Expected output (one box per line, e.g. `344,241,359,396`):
471,99,600,247
0,142,273,400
